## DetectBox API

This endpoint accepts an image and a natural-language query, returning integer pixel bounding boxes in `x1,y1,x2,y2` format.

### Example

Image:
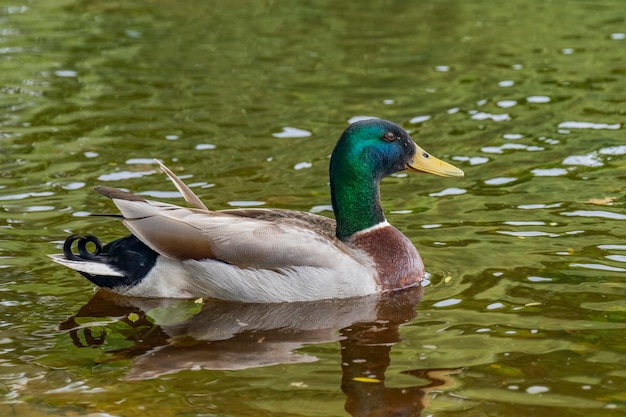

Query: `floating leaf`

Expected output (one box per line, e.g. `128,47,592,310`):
353,377,381,383
586,197,617,205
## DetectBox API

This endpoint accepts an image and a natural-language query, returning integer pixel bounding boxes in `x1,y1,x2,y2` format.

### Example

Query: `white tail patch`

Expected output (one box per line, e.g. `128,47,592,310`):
48,254,125,277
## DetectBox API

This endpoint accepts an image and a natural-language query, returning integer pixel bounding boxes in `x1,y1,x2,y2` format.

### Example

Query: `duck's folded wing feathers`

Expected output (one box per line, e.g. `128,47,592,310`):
97,188,352,270
188,214,348,269
154,159,209,211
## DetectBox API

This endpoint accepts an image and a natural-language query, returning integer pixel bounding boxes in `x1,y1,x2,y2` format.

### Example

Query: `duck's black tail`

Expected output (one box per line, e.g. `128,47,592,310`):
53,234,158,290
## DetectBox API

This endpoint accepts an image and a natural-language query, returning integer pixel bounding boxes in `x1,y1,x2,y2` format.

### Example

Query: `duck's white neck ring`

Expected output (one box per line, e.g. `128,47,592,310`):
352,220,390,236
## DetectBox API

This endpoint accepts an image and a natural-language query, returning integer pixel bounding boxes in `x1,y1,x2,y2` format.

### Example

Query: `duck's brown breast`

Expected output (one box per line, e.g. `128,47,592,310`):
349,224,424,291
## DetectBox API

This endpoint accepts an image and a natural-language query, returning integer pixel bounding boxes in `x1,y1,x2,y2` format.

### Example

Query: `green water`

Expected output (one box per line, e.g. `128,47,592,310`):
1,0,625,415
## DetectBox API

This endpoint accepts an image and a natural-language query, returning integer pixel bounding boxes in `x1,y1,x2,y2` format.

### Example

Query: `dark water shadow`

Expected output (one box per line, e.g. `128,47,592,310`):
61,286,460,416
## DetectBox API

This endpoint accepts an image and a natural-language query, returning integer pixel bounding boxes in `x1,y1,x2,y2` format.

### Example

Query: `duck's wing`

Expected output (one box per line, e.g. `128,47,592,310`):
154,159,209,211
219,208,337,242
94,187,348,270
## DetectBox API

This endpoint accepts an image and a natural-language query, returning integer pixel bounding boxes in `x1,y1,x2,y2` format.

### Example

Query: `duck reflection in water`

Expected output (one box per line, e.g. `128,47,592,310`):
61,286,460,416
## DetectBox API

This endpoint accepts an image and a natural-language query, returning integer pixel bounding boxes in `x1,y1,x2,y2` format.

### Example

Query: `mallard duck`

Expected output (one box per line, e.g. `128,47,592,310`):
50,119,463,302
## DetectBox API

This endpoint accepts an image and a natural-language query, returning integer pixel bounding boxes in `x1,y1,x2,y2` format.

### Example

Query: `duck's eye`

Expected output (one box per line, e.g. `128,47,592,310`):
383,132,396,142
422,152,430,158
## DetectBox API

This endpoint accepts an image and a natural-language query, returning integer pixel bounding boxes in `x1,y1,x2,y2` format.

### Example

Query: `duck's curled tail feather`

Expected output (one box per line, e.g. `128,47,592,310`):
63,234,104,261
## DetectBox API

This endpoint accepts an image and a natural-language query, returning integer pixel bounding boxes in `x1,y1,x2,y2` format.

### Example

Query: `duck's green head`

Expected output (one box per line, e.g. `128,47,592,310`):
330,119,463,239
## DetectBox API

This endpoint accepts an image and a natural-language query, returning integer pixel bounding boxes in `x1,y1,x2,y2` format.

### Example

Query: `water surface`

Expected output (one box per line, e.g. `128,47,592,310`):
1,1,625,416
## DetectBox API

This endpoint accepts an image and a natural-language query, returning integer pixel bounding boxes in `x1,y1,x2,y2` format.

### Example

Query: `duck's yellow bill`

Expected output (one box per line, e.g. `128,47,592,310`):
407,145,464,177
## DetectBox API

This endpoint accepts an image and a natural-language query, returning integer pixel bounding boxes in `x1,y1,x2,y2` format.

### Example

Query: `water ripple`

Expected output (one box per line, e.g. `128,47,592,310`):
558,121,621,130
531,168,568,177
429,187,467,197
452,156,489,165
561,210,626,220
570,263,626,272
272,127,312,138
482,143,544,154
470,111,511,122
97,170,155,181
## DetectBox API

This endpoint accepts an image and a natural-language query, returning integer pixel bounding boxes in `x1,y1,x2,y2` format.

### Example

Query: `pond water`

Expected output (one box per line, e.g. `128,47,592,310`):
1,0,625,416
